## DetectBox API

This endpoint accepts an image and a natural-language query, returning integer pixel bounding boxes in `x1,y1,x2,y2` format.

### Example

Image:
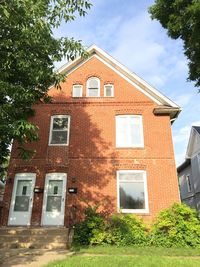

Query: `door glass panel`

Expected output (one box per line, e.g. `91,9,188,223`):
46,180,63,212
14,180,32,212
14,196,29,211
46,196,62,212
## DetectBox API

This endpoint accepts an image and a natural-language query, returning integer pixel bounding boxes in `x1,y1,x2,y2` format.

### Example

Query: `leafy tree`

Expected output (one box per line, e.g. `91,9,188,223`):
0,0,91,178
149,0,200,87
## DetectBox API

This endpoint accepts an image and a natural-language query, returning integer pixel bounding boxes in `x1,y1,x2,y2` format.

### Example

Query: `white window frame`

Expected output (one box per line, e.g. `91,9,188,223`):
86,77,100,97
72,84,83,97
186,174,192,193
48,115,70,146
117,170,149,214
104,84,114,97
116,115,144,148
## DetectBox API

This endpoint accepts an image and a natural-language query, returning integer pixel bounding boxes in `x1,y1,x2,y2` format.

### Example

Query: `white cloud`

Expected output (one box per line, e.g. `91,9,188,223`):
174,94,193,107
109,11,187,88
173,120,200,144
175,153,186,167
173,121,200,165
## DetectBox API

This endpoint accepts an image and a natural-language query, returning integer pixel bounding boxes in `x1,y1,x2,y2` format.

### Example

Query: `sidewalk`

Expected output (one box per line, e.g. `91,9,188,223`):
0,249,73,267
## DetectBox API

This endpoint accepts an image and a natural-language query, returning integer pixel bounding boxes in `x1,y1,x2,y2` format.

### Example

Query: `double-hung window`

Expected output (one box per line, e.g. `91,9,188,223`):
104,84,114,97
116,115,144,148
72,85,83,97
49,115,70,145
87,77,100,97
186,175,192,192
117,170,148,213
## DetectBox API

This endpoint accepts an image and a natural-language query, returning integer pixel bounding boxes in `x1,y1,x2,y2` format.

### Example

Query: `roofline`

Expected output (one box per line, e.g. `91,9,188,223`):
177,159,191,173
56,44,181,117
186,126,200,158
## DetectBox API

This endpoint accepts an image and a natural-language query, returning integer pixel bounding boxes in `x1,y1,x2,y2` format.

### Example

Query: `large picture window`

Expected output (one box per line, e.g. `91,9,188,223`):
49,115,70,145
116,115,144,148
117,170,148,213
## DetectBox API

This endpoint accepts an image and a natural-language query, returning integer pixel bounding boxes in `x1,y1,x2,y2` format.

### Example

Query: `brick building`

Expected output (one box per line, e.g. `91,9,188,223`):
2,45,181,227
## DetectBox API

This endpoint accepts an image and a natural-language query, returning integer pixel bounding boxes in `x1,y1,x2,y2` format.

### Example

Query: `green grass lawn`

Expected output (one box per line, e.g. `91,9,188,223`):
44,246,200,267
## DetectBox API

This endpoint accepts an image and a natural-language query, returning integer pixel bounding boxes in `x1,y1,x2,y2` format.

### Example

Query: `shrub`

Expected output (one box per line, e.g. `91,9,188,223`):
73,205,106,246
90,214,149,246
73,203,200,248
149,203,200,248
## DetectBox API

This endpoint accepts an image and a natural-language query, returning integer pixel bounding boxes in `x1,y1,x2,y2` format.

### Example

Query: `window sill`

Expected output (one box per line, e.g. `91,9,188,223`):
119,209,149,214
116,147,145,150
48,144,69,146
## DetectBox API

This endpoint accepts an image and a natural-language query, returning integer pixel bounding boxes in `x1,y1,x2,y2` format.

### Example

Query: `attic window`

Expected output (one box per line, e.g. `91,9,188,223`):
87,77,100,97
72,85,82,97
104,84,114,97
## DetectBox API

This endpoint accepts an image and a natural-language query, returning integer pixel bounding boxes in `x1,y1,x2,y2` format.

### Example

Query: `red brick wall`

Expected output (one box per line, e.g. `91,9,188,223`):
2,56,180,226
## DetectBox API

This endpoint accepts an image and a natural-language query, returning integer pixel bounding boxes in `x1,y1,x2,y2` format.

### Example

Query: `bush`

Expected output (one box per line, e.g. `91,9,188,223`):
73,205,106,246
149,203,200,248
98,214,149,246
73,203,200,248
74,208,149,246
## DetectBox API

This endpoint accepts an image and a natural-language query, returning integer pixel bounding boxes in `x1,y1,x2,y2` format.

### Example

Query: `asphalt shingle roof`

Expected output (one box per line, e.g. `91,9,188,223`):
193,126,200,134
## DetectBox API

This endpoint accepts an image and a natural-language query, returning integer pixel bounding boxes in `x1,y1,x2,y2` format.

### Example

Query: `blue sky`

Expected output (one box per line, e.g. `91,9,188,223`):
54,0,200,166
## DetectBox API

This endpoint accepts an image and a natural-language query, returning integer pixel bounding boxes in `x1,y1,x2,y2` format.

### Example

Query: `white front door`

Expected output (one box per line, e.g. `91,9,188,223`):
42,173,67,226
8,173,36,226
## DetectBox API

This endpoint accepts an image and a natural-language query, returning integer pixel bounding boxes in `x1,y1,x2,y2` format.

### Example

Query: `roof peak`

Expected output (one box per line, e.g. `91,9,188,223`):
56,45,181,119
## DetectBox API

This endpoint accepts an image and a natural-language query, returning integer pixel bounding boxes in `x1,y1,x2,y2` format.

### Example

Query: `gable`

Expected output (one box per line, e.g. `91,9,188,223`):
50,45,181,119
60,56,156,102
186,127,200,158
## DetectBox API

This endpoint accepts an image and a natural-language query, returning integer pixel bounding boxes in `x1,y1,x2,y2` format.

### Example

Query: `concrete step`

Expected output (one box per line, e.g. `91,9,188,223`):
0,242,67,249
0,227,69,235
0,227,72,249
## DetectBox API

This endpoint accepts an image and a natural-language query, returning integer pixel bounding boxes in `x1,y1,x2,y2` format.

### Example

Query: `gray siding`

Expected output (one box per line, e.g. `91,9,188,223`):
178,165,194,200
182,196,197,210
191,155,200,193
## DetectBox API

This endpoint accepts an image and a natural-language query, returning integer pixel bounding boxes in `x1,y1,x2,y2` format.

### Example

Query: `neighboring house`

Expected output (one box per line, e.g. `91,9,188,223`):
1,45,181,227
177,126,200,211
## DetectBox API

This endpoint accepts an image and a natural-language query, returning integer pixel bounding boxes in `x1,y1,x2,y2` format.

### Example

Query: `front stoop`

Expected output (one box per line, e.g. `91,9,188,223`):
0,227,72,249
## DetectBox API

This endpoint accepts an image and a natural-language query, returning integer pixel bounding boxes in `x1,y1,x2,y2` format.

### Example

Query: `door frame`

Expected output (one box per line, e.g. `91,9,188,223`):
41,173,67,226
8,173,36,226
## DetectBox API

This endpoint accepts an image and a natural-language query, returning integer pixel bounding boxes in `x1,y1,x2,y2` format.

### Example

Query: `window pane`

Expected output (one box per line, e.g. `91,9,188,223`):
89,78,99,88
88,88,99,97
14,196,29,211
16,180,32,196
105,86,112,96
130,120,142,146
116,116,143,147
73,86,82,97
119,172,144,182
51,131,68,144
48,180,63,195
116,117,129,147
119,181,145,210
53,118,68,130
46,196,62,212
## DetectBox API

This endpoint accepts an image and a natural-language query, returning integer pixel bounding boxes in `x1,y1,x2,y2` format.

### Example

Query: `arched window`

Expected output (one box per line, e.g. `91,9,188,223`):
87,77,100,97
